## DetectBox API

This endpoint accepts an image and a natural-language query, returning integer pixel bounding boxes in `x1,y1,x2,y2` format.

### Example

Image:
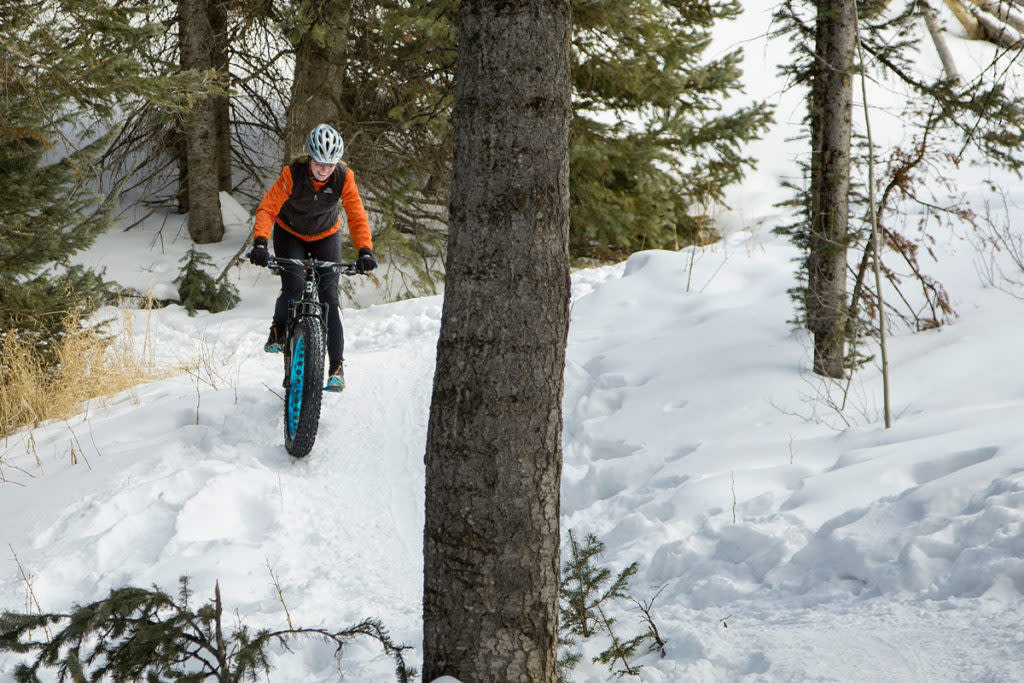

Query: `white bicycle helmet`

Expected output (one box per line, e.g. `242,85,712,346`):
305,123,344,164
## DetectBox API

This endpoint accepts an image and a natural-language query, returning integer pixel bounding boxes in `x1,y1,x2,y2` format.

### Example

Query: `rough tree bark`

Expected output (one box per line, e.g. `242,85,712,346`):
210,0,232,192
422,1,572,681
807,0,856,378
179,0,224,243
283,2,351,162
174,0,230,213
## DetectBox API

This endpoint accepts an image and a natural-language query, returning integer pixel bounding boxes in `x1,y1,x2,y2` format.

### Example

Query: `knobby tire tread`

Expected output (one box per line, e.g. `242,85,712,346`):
284,317,325,457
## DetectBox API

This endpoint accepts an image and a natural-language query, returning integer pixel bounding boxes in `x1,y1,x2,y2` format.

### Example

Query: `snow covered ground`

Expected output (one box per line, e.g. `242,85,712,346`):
6,206,1024,681
5,2,1024,681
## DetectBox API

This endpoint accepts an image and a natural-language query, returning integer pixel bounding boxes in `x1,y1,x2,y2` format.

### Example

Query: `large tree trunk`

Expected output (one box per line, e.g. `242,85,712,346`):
807,0,856,378
179,0,224,243
284,2,351,162
174,0,229,211
422,1,572,681
210,0,232,192
173,126,189,213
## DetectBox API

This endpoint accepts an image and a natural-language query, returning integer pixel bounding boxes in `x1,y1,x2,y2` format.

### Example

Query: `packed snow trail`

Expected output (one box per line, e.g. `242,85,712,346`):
0,295,442,681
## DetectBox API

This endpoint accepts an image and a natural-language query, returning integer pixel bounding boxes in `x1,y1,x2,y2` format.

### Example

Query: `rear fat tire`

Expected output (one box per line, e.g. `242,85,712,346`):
283,317,325,457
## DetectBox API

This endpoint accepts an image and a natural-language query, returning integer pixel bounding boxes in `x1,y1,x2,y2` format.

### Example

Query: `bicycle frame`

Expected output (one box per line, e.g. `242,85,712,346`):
268,255,359,327
258,254,360,456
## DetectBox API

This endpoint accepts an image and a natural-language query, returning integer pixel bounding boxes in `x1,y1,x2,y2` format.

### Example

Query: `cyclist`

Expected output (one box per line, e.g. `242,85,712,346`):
249,123,377,392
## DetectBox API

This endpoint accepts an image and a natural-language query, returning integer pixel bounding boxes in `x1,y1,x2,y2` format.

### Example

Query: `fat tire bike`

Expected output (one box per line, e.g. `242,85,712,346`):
261,255,360,458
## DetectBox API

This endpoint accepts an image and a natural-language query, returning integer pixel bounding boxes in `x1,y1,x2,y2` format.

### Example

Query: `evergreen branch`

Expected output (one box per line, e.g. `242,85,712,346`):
0,579,416,682
256,621,417,682
592,603,642,678
0,36,89,106
599,561,639,606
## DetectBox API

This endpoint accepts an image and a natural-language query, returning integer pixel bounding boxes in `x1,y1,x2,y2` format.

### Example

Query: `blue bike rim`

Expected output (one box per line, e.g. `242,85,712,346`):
287,335,306,438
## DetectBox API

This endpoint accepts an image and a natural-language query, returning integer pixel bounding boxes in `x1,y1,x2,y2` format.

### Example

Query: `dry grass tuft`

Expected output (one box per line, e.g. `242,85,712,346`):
1,305,173,440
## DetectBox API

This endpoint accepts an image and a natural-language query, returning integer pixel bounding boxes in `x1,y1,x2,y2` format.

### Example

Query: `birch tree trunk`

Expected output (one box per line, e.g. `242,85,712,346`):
943,0,982,37
922,1,960,82
179,0,224,243
807,0,856,378
422,1,572,681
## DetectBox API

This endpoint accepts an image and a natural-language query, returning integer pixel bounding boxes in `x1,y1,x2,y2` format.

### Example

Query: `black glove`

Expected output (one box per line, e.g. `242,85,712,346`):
249,237,269,267
356,246,377,273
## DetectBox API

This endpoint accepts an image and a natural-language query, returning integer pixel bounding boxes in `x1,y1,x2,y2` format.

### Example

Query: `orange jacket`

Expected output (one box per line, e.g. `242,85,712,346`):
253,164,373,250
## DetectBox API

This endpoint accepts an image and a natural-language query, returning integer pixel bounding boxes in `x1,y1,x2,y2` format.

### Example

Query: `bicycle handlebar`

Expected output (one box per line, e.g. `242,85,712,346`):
245,252,362,276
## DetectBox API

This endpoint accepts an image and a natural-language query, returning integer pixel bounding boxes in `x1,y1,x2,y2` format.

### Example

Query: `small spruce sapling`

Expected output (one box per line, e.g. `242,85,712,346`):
175,247,240,316
560,530,613,640
559,530,648,679
0,577,416,682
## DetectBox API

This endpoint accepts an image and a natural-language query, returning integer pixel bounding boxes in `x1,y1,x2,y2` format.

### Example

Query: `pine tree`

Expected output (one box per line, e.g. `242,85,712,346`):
175,248,240,316
773,0,1024,377
428,0,774,260
1,0,217,359
804,0,857,379
282,0,352,160
561,531,618,640
570,0,773,259
0,2,125,356
0,116,120,358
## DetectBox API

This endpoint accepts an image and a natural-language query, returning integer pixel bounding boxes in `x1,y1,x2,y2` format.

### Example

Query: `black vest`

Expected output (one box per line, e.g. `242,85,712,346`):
276,162,348,236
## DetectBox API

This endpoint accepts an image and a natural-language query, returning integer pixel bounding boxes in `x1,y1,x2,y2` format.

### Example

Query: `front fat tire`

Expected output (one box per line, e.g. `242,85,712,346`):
283,317,325,457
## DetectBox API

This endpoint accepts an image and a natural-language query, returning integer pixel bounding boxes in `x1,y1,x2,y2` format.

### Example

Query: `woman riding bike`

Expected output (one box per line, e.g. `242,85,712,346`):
248,123,377,392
